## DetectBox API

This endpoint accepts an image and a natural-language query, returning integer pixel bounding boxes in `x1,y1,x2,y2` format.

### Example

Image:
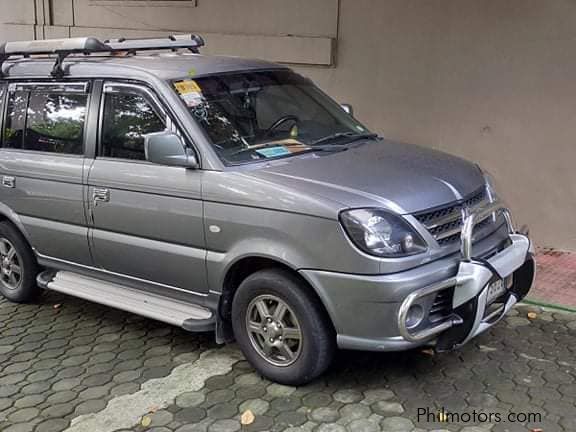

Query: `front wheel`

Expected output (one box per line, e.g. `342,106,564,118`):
231,268,335,385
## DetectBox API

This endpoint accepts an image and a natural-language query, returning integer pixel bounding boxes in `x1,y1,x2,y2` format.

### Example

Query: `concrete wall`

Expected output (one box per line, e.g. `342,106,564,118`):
1,0,575,249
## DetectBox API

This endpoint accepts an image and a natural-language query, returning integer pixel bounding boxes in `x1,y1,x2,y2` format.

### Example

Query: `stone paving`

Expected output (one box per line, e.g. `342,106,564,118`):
0,292,575,432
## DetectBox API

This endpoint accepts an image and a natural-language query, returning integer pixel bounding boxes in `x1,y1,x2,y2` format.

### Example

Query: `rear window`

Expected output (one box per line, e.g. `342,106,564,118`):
2,85,88,155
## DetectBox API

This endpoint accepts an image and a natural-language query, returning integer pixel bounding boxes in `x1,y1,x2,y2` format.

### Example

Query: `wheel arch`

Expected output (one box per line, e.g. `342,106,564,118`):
217,255,335,336
0,203,32,245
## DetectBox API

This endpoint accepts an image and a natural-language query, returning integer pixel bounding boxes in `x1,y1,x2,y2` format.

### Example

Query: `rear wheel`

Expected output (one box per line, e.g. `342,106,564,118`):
232,268,335,385
0,222,39,303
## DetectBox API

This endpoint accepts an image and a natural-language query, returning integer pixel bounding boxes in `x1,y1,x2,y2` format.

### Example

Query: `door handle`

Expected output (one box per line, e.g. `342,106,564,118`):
1,176,15,188
93,188,110,203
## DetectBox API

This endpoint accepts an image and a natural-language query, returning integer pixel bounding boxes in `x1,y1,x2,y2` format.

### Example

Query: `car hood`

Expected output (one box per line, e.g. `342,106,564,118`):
249,139,485,214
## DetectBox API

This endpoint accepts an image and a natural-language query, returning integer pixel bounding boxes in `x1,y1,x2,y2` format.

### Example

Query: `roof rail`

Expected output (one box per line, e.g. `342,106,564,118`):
0,34,205,78
105,34,205,53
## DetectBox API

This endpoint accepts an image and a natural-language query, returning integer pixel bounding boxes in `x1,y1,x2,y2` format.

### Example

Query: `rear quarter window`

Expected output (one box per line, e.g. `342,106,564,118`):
2,84,88,155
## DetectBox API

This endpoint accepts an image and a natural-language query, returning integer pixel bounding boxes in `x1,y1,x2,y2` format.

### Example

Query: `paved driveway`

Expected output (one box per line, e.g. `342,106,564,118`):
0,292,574,432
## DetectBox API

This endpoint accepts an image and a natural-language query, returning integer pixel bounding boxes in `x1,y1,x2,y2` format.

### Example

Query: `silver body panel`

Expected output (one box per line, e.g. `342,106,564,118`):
0,52,534,349
0,151,91,265
250,140,485,214
87,159,207,293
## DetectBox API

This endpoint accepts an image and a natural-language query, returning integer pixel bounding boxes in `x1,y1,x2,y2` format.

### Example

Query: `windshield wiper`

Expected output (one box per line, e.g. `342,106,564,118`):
310,132,380,147
227,133,379,160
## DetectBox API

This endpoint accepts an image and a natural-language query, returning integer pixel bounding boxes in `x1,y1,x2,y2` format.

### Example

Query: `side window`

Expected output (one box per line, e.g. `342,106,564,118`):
25,92,87,154
3,88,87,155
101,88,166,160
3,91,27,150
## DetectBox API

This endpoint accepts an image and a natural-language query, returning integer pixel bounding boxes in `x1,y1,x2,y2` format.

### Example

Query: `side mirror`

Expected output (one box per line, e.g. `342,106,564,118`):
340,103,354,116
144,131,198,169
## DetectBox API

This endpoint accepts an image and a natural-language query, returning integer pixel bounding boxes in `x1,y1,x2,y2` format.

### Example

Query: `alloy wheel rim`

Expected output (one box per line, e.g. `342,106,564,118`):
0,238,22,290
246,294,303,367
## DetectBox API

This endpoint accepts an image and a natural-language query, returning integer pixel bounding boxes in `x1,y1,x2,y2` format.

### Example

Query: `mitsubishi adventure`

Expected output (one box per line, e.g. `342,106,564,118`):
0,35,535,384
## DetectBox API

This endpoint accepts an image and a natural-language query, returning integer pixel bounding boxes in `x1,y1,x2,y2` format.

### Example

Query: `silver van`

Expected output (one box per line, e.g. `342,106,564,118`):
0,35,535,384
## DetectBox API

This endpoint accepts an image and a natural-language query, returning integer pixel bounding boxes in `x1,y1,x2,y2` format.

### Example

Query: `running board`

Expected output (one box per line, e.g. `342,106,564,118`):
37,270,215,332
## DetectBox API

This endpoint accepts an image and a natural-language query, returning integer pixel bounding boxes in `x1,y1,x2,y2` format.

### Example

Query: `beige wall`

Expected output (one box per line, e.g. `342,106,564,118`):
1,0,575,249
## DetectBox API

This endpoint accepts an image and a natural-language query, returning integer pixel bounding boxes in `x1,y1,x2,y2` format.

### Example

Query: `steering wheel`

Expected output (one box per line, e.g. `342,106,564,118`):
264,115,299,137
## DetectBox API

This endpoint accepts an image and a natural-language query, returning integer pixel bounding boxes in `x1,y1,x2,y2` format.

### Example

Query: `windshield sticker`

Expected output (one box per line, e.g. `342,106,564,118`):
174,80,205,107
175,80,202,94
252,140,311,159
182,93,204,107
273,139,310,152
255,146,292,158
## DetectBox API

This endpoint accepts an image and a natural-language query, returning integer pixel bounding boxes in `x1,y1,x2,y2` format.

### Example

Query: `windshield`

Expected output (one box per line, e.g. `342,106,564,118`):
172,70,372,165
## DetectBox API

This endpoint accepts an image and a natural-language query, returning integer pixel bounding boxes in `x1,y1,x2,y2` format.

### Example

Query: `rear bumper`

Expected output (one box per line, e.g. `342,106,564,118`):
300,218,535,352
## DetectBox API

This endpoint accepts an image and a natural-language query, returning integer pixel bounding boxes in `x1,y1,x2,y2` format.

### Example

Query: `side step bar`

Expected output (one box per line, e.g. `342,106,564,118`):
37,271,215,332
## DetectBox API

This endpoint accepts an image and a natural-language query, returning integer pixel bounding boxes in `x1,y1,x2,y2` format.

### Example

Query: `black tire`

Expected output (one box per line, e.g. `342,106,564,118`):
0,221,40,303
232,268,335,385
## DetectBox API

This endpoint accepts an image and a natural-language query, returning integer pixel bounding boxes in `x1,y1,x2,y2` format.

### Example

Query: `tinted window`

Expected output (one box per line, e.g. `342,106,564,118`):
3,91,27,150
3,90,87,154
101,90,165,160
26,93,87,154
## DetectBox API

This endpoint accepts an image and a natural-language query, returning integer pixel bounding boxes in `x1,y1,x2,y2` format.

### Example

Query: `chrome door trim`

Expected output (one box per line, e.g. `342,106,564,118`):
36,252,209,298
92,187,110,203
1,176,15,188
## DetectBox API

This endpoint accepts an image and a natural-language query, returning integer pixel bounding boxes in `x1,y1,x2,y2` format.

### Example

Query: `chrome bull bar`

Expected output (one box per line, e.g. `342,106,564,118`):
398,202,533,344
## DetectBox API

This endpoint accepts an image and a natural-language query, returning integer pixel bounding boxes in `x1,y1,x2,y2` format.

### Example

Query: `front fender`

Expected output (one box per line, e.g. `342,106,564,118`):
204,202,381,294
206,237,306,295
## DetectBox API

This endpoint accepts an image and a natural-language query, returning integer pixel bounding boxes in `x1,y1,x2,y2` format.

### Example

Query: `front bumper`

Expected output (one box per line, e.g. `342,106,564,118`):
300,207,535,352
398,232,533,350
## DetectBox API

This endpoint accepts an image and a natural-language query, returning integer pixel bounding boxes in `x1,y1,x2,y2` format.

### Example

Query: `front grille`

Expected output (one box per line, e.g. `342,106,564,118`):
414,188,497,246
428,287,454,323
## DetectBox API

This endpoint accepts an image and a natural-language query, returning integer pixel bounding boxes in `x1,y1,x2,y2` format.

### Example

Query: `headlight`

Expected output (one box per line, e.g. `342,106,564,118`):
339,209,427,258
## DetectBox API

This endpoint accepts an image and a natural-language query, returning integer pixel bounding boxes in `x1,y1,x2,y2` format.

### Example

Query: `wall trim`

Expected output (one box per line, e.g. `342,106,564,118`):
69,26,335,66
88,0,198,7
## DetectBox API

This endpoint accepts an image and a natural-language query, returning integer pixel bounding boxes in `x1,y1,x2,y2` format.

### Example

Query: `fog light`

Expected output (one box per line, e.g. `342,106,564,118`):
406,304,425,329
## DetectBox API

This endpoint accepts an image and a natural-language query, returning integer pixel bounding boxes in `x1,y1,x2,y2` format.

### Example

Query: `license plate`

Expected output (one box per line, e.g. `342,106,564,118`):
486,278,508,305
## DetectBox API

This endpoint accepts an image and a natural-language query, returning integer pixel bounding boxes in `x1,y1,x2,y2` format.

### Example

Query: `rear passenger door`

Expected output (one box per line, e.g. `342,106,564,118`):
0,82,91,265
87,82,207,295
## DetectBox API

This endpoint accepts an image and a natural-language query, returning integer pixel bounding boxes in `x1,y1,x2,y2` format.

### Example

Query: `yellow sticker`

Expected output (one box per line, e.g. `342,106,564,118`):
174,80,202,95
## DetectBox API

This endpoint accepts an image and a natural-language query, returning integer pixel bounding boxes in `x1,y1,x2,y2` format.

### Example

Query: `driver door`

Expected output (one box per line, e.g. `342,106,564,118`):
87,82,208,295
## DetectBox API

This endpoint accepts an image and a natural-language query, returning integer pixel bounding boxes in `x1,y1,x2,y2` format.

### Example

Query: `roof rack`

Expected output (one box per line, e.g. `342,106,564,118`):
0,34,205,79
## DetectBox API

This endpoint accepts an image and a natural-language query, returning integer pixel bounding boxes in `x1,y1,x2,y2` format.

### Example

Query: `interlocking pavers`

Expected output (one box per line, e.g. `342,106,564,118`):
0,293,575,432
